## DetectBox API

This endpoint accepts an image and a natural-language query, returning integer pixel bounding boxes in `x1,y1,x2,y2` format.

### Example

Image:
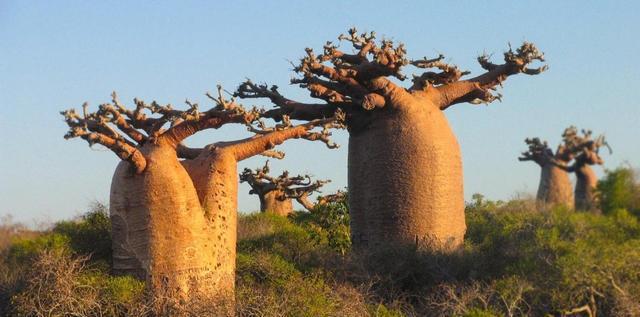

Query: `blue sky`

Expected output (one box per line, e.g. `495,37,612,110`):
1,1,639,223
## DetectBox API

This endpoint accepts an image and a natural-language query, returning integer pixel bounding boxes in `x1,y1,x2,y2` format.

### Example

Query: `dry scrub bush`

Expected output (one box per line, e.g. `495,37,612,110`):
0,216,41,316
11,249,149,317
12,250,102,316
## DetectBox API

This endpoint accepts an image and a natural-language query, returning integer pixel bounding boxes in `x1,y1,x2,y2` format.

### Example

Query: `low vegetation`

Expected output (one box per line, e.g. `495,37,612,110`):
1,168,639,316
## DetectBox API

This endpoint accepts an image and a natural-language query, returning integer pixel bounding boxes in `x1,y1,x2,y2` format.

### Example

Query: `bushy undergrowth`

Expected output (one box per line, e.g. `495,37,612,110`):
2,190,640,316
235,196,640,316
598,167,640,216
0,203,145,316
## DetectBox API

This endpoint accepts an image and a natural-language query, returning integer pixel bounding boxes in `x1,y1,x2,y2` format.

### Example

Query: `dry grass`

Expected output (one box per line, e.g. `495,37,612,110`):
0,215,39,252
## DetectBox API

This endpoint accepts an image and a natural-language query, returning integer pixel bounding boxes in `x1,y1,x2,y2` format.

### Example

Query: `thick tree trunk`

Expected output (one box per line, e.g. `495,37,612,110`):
575,165,598,212
110,144,230,314
536,164,574,208
181,149,239,315
348,100,466,251
259,191,293,216
110,144,235,315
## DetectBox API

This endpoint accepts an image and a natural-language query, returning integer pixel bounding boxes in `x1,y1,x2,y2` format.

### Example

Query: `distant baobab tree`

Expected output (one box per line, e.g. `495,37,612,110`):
519,136,575,208
61,87,343,314
236,28,547,251
562,126,611,212
239,161,329,216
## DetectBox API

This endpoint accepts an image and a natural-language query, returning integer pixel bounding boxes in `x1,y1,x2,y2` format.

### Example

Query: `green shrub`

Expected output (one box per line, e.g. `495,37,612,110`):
462,197,640,316
53,202,112,264
5,203,111,269
238,212,292,241
236,212,374,316
597,167,640,216
236,247,362,316
6,233,71,265
238,213,330,273
293,195,351,255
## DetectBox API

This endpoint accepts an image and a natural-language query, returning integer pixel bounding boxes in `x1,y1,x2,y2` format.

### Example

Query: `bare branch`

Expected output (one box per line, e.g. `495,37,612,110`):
61,106,146,173
62,88,266,169
561,126,609,167
159,85,263,147
235,80,338,121
316,190,347,206
435,42,547,109
410,54,471,89
260,149,285,159
97,103,148,144
225,109,346,161
518,137,554,167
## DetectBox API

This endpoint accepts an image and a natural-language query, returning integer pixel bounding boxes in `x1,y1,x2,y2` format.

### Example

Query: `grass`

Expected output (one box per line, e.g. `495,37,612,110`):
0,177,639,316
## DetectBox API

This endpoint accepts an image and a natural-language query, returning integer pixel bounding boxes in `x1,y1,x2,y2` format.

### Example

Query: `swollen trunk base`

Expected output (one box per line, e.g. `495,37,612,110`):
536,164,574,209
348,102,466,252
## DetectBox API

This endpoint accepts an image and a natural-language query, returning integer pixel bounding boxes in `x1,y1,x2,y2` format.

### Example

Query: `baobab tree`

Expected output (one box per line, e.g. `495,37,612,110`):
239,161,329,216
61,87,343,314
519,135,575,208
235,28,546,251
562,127,610,211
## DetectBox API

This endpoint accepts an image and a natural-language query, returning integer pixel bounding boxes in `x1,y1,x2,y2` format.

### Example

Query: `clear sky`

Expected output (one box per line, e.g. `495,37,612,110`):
1,1,639,223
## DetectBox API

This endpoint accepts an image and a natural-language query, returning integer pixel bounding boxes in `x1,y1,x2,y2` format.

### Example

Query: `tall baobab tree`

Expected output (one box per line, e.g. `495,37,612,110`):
562,127,610,211
235,28,546,251
239,161,329,216
519,136,575,208
61,87,343,314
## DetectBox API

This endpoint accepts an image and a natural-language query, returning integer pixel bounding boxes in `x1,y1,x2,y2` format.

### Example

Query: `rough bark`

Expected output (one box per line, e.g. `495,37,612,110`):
236,29,546,252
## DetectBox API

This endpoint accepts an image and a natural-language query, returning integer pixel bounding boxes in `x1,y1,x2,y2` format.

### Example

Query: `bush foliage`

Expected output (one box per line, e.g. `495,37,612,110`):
1,182,639,316
597,167,640,216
